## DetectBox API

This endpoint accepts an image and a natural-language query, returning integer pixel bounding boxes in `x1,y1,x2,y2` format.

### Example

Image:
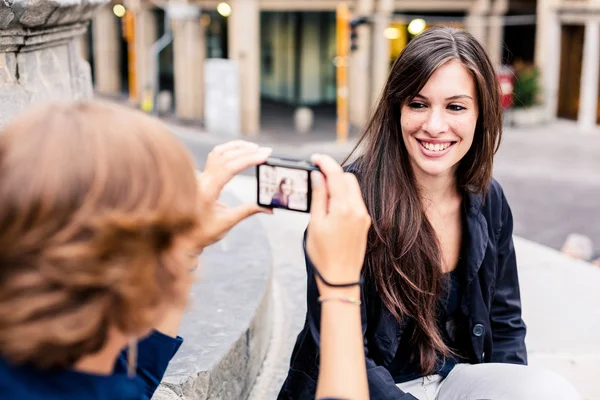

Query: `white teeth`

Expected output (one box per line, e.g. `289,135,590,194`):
421,141,451,152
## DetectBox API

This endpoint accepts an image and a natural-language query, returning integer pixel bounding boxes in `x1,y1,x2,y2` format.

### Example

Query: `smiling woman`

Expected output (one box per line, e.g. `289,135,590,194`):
279,26,582,400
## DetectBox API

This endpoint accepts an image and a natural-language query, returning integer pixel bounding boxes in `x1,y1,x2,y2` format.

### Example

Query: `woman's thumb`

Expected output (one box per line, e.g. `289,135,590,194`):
310,171,327,219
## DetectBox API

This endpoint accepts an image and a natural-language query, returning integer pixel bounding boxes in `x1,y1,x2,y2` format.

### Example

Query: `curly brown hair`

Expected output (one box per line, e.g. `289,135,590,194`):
0,101,199,369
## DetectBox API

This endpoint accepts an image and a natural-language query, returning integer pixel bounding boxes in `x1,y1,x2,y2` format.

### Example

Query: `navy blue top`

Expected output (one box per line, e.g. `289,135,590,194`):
389,266,468,383
0,330,183,400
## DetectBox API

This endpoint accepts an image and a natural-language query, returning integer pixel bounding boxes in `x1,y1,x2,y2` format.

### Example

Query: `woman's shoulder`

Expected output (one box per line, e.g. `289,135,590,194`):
0,355,138,400
486,178,507,201
467,178,507,211
473,178,512,232
484,178,510,214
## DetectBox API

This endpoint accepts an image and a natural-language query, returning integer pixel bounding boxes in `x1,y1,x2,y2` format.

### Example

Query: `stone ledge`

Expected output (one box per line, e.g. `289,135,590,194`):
0,21,88,51
0,0,108,52
0,0,107,30
152,190,273,400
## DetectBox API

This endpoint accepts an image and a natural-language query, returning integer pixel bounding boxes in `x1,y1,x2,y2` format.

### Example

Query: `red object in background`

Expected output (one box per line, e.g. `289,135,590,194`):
497,67,514,109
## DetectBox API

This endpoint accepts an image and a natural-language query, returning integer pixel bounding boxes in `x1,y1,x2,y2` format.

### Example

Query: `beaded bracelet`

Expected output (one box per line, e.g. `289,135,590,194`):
318,295,362,306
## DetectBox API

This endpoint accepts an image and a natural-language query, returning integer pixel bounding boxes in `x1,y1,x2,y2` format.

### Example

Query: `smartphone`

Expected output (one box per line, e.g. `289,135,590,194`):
256,157,320,213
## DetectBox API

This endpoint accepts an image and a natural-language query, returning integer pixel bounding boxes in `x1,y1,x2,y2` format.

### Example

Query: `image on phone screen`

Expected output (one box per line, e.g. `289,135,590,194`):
258,164,310,212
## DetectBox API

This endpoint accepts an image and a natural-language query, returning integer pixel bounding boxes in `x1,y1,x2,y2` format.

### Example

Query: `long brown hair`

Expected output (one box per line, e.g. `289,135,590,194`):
0,101,199,369
346,27,502,373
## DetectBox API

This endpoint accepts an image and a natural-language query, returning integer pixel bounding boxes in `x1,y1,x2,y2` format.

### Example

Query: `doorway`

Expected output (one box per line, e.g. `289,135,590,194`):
557,25,584,120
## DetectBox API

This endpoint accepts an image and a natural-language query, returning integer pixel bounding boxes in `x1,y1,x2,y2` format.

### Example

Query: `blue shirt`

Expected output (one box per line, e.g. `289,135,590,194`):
388,268,467,383
0,330,183,400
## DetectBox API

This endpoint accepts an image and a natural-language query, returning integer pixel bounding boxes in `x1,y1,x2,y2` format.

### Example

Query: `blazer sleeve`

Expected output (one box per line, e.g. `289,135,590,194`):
489,192,528,364
115,330,183,399
303,234,418,400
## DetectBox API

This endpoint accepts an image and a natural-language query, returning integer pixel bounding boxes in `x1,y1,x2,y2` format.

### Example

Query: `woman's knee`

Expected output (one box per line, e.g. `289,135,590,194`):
508,366,581,400
441,363,581,400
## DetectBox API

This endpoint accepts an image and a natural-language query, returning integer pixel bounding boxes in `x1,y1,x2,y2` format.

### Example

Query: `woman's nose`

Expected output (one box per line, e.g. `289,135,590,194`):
423,109,448,136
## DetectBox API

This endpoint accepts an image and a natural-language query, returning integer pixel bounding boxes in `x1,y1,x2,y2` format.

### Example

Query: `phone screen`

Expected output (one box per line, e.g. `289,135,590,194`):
257,164,311,212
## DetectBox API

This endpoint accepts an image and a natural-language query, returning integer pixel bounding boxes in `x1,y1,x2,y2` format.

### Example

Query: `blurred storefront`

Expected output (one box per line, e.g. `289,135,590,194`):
537,0,600,130
87,0,538,136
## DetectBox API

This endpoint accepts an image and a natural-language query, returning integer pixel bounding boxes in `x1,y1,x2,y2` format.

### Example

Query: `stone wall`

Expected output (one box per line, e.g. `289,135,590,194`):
0,0,108,127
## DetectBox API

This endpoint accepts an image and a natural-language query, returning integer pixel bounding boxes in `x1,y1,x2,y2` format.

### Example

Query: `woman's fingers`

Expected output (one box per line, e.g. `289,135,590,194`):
310,154,347,202
310,171,328,220
200,145,272,201
224,148,272,175
211,140,258,156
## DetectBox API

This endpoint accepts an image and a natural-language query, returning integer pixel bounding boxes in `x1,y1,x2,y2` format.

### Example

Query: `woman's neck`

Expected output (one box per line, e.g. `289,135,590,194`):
414,168,460,209
72,327,128,376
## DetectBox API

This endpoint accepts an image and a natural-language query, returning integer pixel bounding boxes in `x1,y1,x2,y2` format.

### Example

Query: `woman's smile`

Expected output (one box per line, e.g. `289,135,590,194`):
417,139,457,158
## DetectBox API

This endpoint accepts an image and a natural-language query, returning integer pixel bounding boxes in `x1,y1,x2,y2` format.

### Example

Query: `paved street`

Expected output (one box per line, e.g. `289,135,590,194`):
494,120,600,252
170,119,600,255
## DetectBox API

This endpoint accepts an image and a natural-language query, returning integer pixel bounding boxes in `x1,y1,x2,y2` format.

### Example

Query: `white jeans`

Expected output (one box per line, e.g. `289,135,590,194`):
396,363,582,400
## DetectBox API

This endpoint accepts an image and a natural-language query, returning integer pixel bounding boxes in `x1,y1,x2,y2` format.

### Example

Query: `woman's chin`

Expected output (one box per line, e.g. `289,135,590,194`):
413,160,454,178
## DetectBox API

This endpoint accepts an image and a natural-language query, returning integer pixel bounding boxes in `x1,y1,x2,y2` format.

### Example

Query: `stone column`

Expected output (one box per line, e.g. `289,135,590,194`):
465,0,490,47
578,22,600,131
487,0,508,67
370,0,393,107
486,15,503,66
92,3,122,95
348,0,374,128
79,34,89,61
535,0,561,121
229,0,260,135
465,13,487,47
172,14,205,121
125,0,157,105
0,0,109,128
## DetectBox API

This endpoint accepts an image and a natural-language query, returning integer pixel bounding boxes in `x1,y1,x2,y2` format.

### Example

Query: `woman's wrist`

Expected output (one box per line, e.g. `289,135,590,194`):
311,260,363,288
316,281,361,299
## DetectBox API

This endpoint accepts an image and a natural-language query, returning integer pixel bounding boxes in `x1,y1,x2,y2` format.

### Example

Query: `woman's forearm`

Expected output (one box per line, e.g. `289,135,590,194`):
316,285,369,400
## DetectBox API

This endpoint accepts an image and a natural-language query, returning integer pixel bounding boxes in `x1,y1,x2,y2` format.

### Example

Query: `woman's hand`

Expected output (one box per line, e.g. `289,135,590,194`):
306,154,371,288
195,141,273,249
308,155,371,400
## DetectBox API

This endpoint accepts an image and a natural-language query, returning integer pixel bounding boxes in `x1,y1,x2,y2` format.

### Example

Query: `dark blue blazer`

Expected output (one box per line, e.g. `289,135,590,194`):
278,179,527,400
0,330,182,400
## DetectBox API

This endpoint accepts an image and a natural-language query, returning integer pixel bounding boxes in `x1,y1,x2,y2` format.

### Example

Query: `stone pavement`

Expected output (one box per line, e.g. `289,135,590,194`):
493,120,600,252
517,238,600,400
223,175,600,400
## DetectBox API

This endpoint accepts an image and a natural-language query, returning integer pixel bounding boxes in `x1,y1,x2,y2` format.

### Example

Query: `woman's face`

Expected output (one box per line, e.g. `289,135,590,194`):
400,59,479,180
281,179,293,195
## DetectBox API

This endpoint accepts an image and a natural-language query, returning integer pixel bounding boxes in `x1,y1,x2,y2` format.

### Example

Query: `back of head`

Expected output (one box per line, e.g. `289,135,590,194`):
0,101,199,369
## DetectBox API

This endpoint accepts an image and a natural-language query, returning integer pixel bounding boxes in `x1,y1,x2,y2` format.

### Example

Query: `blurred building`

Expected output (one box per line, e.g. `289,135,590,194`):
86,0,538,135
537,0,600,131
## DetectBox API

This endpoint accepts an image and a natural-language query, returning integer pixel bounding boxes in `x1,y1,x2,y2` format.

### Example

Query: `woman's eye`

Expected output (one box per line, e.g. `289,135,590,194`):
448,104,466,111
408,102,426,109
